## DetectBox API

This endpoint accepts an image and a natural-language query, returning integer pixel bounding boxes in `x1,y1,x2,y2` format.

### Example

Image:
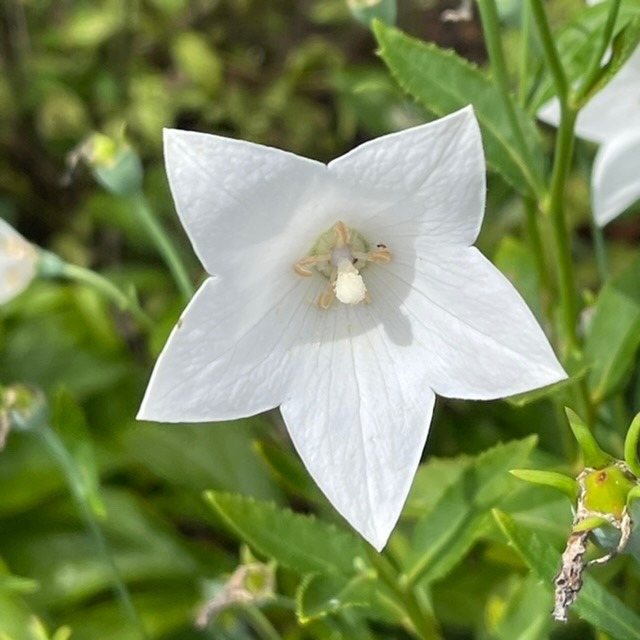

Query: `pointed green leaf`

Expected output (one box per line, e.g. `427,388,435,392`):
510,468,578,502
403,437,537,586
494,510,640,640
296,572,380,623
373,21,545,196
490,573,554,640
584,255,640,403
582,15,640,103
205,492,370,576
565,408,613,467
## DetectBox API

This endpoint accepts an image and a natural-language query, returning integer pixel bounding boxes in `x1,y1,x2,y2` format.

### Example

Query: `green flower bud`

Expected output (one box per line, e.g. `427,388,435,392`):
0,384,48,442
87,133,143,196
65,132,143,196
582,465,636,519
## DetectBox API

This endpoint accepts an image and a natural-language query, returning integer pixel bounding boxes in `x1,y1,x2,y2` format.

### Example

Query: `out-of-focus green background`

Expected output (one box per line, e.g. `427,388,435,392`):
3,1,637,639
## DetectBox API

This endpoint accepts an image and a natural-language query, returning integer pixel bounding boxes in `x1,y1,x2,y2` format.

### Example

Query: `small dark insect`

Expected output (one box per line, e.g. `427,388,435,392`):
376,243,387,249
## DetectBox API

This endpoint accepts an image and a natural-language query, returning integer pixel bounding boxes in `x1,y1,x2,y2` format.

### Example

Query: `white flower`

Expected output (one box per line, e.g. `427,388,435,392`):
0,218,38,304
137,107,566,550
538,46,640,226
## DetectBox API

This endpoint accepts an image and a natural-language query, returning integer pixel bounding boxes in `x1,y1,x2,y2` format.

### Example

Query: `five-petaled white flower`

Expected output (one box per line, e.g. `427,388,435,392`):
0,218,38,304
138,107,566,550
539,46,640,227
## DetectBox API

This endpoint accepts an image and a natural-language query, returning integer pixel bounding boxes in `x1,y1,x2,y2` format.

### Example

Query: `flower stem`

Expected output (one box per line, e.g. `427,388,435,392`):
545,105,580,356
528,0,575,342
241,606,282,640
38,424,149,640
528,0,601,431
131,192,194,302
517,0,533,107
524,197,553,324
529,0,568,103
58,261,152,329
477,0,545,197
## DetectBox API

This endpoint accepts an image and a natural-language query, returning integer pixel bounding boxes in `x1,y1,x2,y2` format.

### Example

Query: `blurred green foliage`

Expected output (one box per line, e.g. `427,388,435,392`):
2,0,640,639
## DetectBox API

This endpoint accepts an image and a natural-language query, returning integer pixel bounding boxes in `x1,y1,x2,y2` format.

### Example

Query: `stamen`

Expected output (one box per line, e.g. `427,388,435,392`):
294,254,331,277
318,284,336,310
334,221,351,246
293,221,391,309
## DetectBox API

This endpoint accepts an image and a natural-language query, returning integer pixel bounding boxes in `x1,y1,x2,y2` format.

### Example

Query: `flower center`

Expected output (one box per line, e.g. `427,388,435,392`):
293,221,391,309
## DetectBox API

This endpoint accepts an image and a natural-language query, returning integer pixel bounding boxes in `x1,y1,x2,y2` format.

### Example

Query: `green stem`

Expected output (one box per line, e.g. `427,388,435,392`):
477,0,545,197
367,550,441,640
59,261,152,329
131,192,194,302
241,606,281,640
39,425,149,640
546,106,580,356
528,0,600,429
575,0,622,104
524,197,553,325
517,0,533,107
529,0,568,103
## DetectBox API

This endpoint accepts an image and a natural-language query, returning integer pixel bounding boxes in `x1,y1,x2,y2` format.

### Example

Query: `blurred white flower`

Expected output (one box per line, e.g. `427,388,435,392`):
538,47,640,226
138,106,566,550
0,218,38,304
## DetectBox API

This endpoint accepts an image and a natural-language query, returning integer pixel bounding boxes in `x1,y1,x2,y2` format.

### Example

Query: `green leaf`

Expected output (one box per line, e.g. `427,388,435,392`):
494,236,543,321
254,440,326,505
404,456,471,519
205,492,370,576
51,389,105,518
403,437,537,586
494,510,640,640
583,15,640,103
584,255,640,403
0,575,38,596
531,1,640,110
0,488,201,610
121,420,281,501
373,21,545,196
296,572,379,623
489,573,554,640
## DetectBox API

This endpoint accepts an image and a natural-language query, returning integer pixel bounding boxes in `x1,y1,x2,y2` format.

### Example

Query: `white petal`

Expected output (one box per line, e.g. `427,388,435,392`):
327,106,486,248
536,98,561,131
0,219,37,304
163,129,330,277
592,130,640,226
281,303,436,550
372,246,566,399
138,271,326,422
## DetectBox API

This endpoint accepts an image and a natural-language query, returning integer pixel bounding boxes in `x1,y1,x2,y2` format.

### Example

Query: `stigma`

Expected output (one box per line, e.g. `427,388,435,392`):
293,220,391,309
